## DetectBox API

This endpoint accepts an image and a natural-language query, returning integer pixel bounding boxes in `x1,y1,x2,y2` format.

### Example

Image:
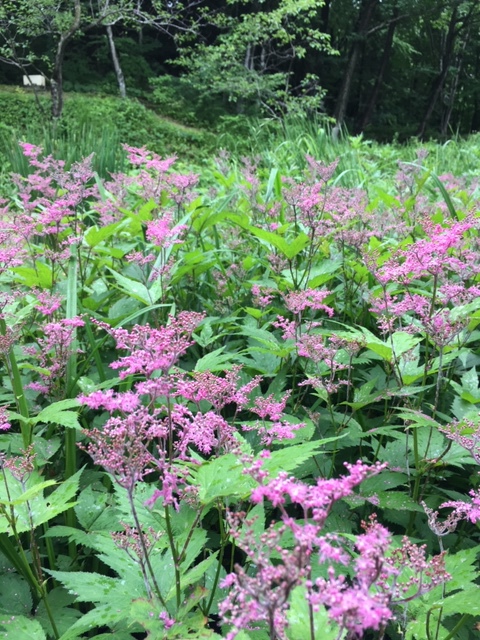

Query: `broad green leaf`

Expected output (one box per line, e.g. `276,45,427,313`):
106,268,152,304
307,259,343,288
359,471,408,495
437,588,480,616
247,225,291,256
108,296,141,320
33,409,81,430
0,469,82,533
244,306,263,319
460,366,480,400
47,570,128,604
444,546,480,592
282,232,310,259
0,615,46,640
196,454,255,505
12,262,53,288
0,573,32,616
5,479,58,505
74,484,112,531
194,348,236,372
287,586,341,640
85,221,122,247
177,552,218,594
374,491,424,512
341,378,380,409
56,604,132,640
362,329,422,362
34,587,82,638
262,440,337,477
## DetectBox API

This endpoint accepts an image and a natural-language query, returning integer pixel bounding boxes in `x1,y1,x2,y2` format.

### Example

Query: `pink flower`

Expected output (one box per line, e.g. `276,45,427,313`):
0,406,11,431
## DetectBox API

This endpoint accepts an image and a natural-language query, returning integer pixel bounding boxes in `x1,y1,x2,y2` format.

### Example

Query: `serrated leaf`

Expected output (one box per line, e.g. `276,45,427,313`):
177,553,218,595
437,587,480,616
461,366,480,398
47,570,122,604
74,484,111,530
375,491,424,512
35,587,82,638
0,573,32,616
85,221,122,247
262,440,336,477
33,399,81,429
444,546,480,592
56,604,130,640
0,469,82,533
194,348,236,372
0,615,46,640
0,475,56,507
196,454,255,505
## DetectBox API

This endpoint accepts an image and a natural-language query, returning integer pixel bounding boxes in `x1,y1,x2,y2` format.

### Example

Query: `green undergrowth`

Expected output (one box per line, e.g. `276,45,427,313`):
0,89,216,177
0,139,479,639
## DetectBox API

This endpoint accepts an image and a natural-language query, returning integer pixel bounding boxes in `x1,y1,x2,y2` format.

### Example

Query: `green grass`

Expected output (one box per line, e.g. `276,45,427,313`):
2,87,480,189
0,88,216,177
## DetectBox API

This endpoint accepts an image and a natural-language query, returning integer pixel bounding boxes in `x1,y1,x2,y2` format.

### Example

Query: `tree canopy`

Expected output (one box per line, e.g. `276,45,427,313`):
1,0,480,138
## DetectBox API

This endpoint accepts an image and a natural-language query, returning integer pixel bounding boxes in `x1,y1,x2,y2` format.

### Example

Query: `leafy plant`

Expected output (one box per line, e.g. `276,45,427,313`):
0,138,478,640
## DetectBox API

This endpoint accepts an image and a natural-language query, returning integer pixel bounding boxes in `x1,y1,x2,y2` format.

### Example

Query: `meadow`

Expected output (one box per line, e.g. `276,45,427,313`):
0,99,480,640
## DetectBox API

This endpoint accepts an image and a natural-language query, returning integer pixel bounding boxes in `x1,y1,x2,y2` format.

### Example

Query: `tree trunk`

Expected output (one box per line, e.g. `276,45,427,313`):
357,7,398,132
416,4,459,138
332,0,378,139
320,0,331,33
50,0,81,119
106,24,127,99
471,47,480,131
441,21,472,136
51,36,67,119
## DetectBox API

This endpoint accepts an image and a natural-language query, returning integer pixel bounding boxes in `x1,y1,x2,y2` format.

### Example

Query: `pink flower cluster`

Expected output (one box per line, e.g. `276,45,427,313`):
220,460,450,639
369,218,480,342
79,315,298,506
25,316,85,396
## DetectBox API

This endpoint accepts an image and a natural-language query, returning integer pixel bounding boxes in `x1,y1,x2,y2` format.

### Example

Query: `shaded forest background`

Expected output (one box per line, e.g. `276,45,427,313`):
1,0,480,141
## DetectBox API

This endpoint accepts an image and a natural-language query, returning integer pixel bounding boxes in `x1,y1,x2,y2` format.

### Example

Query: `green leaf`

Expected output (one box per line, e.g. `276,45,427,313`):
460,366,480,400
194,348,236,372
246,225,291,257
47,570,124,604
85,221,122,247
0,572,32,616
34,587,82,638
287,586,341,640
359,328,422,363
8,478,58,504
444,546,480,593
0,469,82,533
307,259,343,288
0,615,46,640
33,399,81,429
108,296,142,320
437,588,480,616
56,604,131,640
262,440,337,477
74,484,113,531
178,553,218,594
196,454,256,505
282,232,310,260
106,269,150,304
374,491,424,512
12,262,53,288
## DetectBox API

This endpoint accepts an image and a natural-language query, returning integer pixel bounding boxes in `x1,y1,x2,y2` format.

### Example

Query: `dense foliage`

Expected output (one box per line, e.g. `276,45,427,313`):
2,0,480,138
0,137,479,640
